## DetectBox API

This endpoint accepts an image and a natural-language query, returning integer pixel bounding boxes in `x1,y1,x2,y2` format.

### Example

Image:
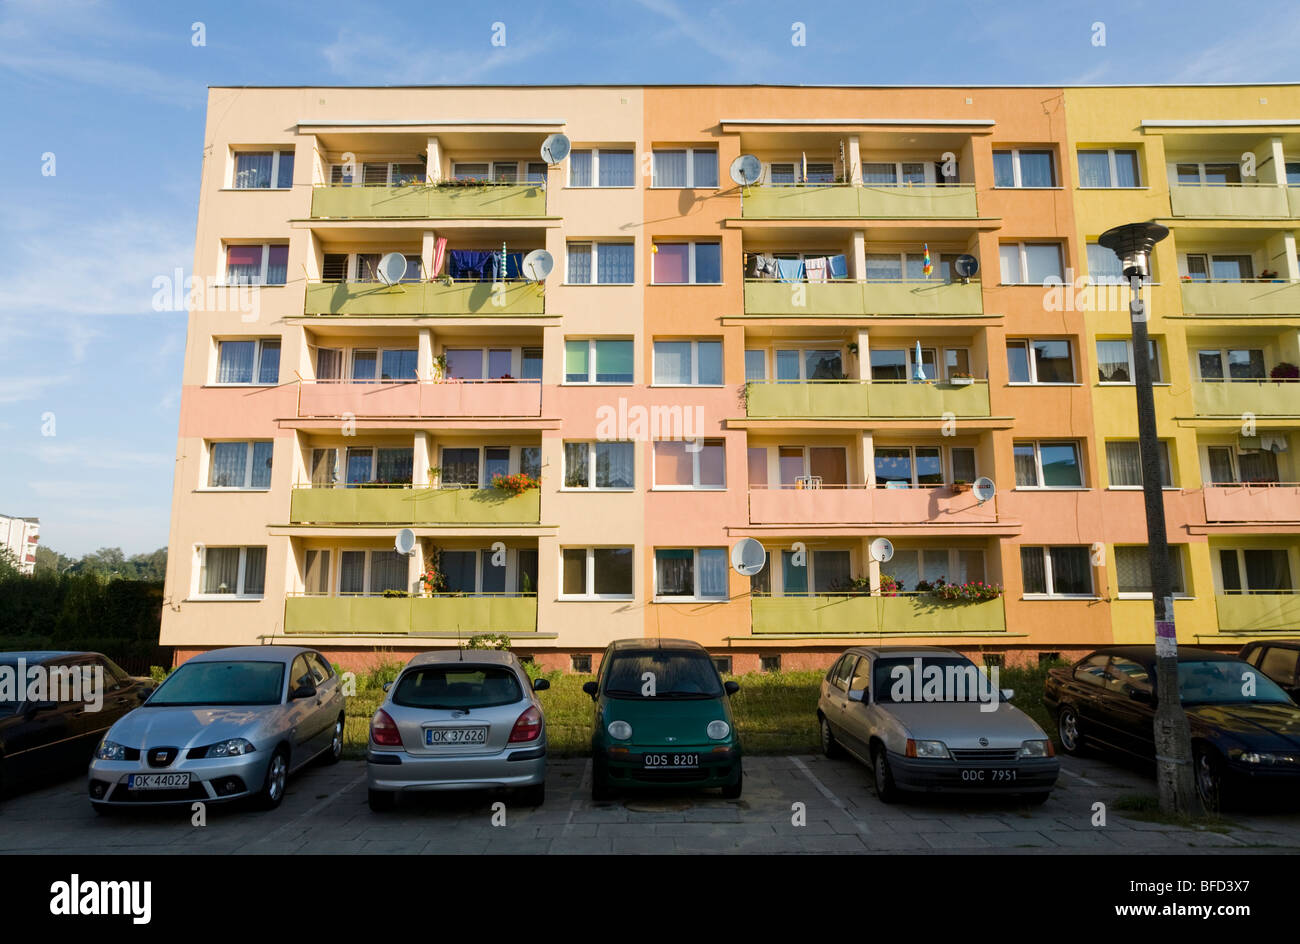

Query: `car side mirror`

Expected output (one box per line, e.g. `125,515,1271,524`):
532,678,550,691
382,681,394,693
291,682,317,700
582,681,599,699
724,681,740,696
847,688,866,703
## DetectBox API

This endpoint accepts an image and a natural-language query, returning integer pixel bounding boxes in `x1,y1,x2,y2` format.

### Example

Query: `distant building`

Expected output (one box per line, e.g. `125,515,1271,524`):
0,515,39,575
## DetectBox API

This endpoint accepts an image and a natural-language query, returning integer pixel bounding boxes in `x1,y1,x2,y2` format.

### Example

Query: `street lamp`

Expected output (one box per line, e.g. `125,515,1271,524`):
1098,221,1202,816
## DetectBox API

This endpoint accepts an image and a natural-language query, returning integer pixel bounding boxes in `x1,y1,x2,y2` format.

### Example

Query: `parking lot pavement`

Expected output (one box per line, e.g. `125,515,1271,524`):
5,754,1300,854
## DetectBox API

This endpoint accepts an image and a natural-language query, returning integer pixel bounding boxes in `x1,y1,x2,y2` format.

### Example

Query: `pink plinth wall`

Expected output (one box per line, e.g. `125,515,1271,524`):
297,380,542,418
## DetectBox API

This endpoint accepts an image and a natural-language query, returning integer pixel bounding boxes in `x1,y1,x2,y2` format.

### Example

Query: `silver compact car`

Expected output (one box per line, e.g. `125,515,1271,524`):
817,646,1059,804
88,646,345,811
366,650,548,811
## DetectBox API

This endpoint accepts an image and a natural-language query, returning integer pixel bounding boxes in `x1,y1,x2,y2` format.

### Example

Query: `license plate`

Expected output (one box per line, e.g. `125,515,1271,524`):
425,726,487,745
959,768,1017,783
643,753,700,769
127,773,191,790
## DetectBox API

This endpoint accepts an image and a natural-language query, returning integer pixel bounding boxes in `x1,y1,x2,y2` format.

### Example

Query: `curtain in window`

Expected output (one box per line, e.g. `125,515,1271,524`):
653,243,689,283
345,448,373,485
316,348,342,380
310,448,337,486
952,448,977,483
516,548,539,594
209,442,248,487
998,244,1021,282
745,350,766,381
1024,244,1063,283
1096,340,1131,381
1087,244,1125,284
656,549,694,596
992,152,1015,187
1238,450,1280,483
654,151,687,187
369,551,407,595
598,151,634,186
1116,546,1150,593
235,152,272,189
888,550,919,592
597,243,634,284
243,547,266,596
654,342,691,384
1207,448,1235,485
862,163,897,185
440,448,479,487
304,550,330,595
654,442,693,486
1106,442,1142,487
697,342,722,384
956,550,985,584
380,349,417,382
1049,547,1091,594
1077,152,1111,188
218,341,255,383
1013,445,1038,486
693,151,718,187
1245,550,1291,592
567,244,592,283
699,548,727,597
782,551,808,596
265,246,288,285
1018,152,1054,187
1114,151,1138,187
699,442,725,487
250,441,273,488
1020,548,1046,594
813,551,852,593
376,448,413,484
203,548,241,594
569,151,592,187
434,550,472,593
865,254,902,280
257,341,280,384
750,553,771,595
595,341,633,383
339,551,365,594
484,447,510,484
520,447,542,479
564,442,590,487
480,549,507,593
596,442,634,488
444,349,482,380
276,152,294,188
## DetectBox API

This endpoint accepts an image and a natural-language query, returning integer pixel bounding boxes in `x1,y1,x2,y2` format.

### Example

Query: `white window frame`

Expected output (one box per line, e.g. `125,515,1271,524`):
859,160,937,186
204,440,273,490
559,546,634,600
769,346,846,382
224,243,288,286
336,548,410,597
653,547,729,602
436,547,522,596
1021,545,1096,599
1179,252,1256,283
993,148,1057,188
1104,440,1175,489
1077,148,1141,189
1006,338,1077,385
651,148,720,189
1115,544,1189,599
871,444,946,488
863,250,946,282
772,547,856,596
330,161,426,186
440,347,523,381
1014,441,1085,490
336,445,417,486
1216,547,1295,594
567,148,636,189
230,149,294,190
1196,347,1266,382
563,338,634,385
437,445,528,488
341,346,421,382
451,160,547,184
195,546,266,599
999,242,1064,285
343,252,422,283
652,241,722,285
1096,337,1164,385
1171,161,1246,187
561,441,635,491
652,439,726,490
214,338,279,386
652,339,723,386
766,160,837,184
565,241,634,285
889,547,987,584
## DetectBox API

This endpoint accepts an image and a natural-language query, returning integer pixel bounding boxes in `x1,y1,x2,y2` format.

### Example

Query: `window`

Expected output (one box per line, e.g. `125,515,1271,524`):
1175,162,1243,186
1105,441,1173,487
993,149,1056,187
1077,149,1140,188
331,161,425,186
1197,348,1265,381
999,242,1064,284
653,340,722,385
1206,445,1280,486
655,548,729,600
303,549,331,595
1075,653,1112,687
653,241,722,284
761,654,782,673
216,339,280,385
438,548,524,595
344,252,420,284
1116,545,1186,596
344,446,415,485
565,339,633,384
1260,647,1300,687
1086,243,1128,284
888,548,986,588
563,441,634,489
653,440,725,489
568,149,635,187
769,161,835,184
652,148,719,188
571,654,593,674
437,446,530,488
744,350,767,381
1014,441,1084,488
233,149,294,189
712,656,733,676
865,251,948,282
777,548,854,596
208,441,273,489
561,547,634,599
1181,253,1254,282
874,446,943,487
772,348,844,381
1096,338,1162,384
1021,546,1093,596
861,161,933,185
338,549,407,596
772,445,848,487
225,244,288,286
1219,548,1293,594
1006,339,1075,384
443,348,521,381
200,546,266,597
871,345,968,381
566,242,634,284
452,160,547,184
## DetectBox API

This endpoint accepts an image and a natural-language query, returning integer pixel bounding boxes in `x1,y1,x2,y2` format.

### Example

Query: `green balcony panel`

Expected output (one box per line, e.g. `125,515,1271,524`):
303,281,544,316
290,487,541,524
857,185,977,218
745,381,989,418
878,595,1005,633
751,594,1005,634
1191,381,1300,417
865,280,983,316
1169,185,1289,219
285,595,538,635
1179,280,1300,316
741,185,860,218
864,381,990,418
745,381,868,418
1215,593,1300,633
744,280,868,315
310,184,546,219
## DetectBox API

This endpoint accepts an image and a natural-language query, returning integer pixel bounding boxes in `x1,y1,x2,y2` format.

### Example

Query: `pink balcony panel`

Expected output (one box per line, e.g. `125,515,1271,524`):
1204,485,1300,523
748,487,998,525
298,381,541,419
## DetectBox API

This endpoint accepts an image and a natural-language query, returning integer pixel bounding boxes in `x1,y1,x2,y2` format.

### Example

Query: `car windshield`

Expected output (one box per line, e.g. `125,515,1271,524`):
393,666,523,710
602,651,723,699
147,661,285,707
1176,660,1293,706
872,656,1000,704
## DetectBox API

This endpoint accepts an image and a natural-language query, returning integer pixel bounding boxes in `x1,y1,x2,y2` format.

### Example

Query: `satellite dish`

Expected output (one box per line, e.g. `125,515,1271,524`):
394,528,416,556
731,538,767,577
729,154,762,186
953,254,979,282
540,133,571,165
972,477,996,505
521,249,554,282
375,252,408,286
869,538,895,564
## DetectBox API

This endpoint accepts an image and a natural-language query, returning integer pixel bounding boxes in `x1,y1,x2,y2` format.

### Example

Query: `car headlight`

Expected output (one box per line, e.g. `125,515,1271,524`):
95,739,126,761
707,720,730,740
1230,749,1298,765
1018,739,1053,758
205,738,255,757
909,739,950,759
607,720,632,741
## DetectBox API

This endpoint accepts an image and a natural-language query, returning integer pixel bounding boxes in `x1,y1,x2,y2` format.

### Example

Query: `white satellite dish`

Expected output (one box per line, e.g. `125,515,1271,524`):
972,476,996,505
540,133,571,165
731,538,767,577
375,252,408,286
521,249,554,282
869,537,895,563
729,154,762,186
394,528,416,556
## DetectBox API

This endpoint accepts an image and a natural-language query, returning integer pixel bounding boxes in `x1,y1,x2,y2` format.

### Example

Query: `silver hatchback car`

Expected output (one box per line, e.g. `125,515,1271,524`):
367,650,549,811
88,646,345,811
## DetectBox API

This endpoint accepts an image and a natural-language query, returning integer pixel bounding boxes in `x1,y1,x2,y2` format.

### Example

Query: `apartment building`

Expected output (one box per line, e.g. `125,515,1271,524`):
0,514,39,575
161,84,1300,673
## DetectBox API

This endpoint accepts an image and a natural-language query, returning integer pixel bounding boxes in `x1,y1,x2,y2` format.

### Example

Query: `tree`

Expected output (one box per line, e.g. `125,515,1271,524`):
0,547,20,579
33,545,75,576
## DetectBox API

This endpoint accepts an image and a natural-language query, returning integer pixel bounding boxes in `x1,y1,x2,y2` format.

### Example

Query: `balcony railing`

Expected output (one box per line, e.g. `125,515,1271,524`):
1191,379,1300,417
1179,278,1300,316
743,278,983,316
298,379,542,419
1203,484,1300,523
289,485,541,525
748,484,999,526
742,183,978,219
304,280,545,316
751,592,1006,634
284,593,538,634
310,182,547,219
1168,183,1290,219
1214,591,1300,633
745,379,990,419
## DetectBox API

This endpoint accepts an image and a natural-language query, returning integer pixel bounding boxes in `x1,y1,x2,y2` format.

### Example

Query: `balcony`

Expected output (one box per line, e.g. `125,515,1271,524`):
289,486,541,525
310,183,547,219
743,279,983,316
751,593,1005,634
1169,184,1290,219
742,184,977,220
1291,187,1300,218
1203,484,1300,523
1191,380,1300,417
298,380,541,419
748,486,999,526
304,281,545,316
745,380,990,419
1179,279,1300,316
284,594,538,635
1214,593,1300,633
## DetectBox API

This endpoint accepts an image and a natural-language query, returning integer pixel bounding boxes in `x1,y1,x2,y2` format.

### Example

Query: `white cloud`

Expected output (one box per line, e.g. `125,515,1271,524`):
322,25,564,84
0,373,73,404
22,441,173,470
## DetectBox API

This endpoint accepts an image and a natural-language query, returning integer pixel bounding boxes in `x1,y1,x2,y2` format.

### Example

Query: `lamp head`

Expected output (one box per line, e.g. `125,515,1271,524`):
1098,221,1169,280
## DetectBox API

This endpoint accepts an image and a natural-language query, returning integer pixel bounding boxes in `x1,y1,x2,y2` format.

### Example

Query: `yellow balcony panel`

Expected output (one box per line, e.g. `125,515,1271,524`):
865,280,983,316
1290,187,1300,218
1215,593,1300,633
303,281,544,316
741,184,859,218
745,380,989,418
857,185,978,218
879,595,1006,633
865,380,990,418
289,487,541,525
1169,184,1289,219
1191,380,1300,417
751,594,1005,634
284,595,538,635
1179,280,1300,316
745,381,867,418
310,184,546,219
744,280,868,315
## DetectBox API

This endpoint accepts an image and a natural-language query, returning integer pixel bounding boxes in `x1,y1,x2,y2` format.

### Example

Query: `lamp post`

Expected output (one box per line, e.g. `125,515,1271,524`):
1098,221,1202,816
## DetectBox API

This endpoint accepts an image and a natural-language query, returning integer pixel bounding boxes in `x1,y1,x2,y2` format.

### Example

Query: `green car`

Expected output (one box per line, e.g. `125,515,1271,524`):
584,638,742,800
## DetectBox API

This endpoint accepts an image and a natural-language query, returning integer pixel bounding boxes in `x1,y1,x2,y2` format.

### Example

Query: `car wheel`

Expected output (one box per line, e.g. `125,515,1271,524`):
1057,705,1085,755
721,767,743,799
368,788,397,813
517,782,545,806
591,761,613,801
321,716,344,766
253,747,289,811
819,716,844,759
1194,745,1226,813
871,744,899,804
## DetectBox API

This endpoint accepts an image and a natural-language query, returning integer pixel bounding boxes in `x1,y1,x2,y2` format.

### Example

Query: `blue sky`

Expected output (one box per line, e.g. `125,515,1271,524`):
1,0,1296,557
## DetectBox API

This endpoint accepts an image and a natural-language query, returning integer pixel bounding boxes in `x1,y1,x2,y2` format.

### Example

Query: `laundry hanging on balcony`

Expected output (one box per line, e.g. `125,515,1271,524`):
746,252,778,279
447,249,527,281
805,257,828,282
775,258,806,282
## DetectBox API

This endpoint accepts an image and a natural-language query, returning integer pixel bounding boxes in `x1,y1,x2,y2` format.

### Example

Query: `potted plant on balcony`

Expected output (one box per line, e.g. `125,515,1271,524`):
950,371,975,387
419,551,448,596
950,479,970,493
877,574,903,597
1271,362,1299,381
491,472,540,495
1260,269,1280,282
917,576,1002,603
